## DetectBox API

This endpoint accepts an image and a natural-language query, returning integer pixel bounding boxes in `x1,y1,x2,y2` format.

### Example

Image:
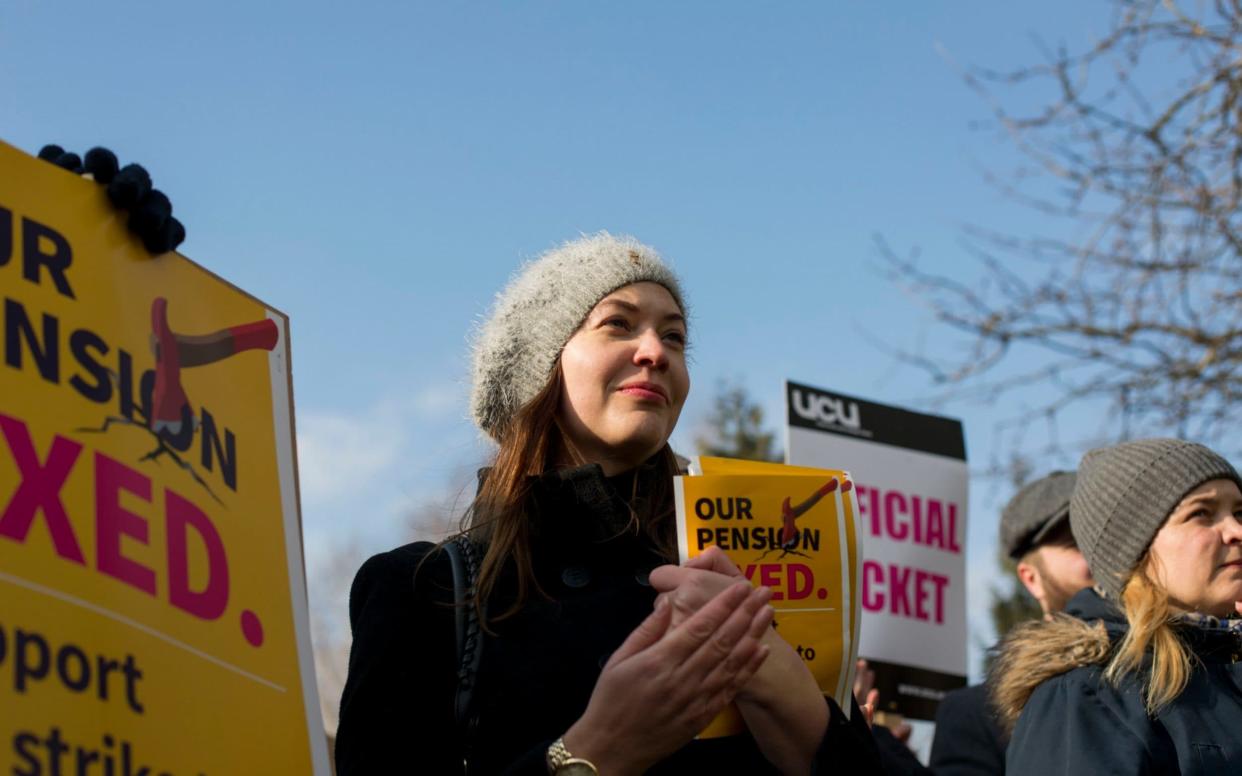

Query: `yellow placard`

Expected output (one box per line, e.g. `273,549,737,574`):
675,465,861,738
691,457,861,706
0,141,329,774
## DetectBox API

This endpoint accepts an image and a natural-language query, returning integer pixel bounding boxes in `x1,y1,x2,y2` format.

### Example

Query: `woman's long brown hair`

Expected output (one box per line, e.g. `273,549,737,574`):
460,360,681,625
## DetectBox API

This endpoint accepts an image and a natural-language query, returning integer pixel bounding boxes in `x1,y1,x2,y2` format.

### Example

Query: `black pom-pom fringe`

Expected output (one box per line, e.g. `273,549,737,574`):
35,144,182,256
83,147,119,183
129,189,172,236
142,216,185,254
107,164,153,209
53,152,83,173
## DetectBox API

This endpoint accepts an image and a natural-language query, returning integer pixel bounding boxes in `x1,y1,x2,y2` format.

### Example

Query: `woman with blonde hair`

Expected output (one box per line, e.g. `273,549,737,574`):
993,438,1242,774
334,233,880,774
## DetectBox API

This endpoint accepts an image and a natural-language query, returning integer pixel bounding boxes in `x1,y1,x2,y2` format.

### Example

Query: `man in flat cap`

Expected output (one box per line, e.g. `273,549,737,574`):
927,471,1094,775
999,471,1094,616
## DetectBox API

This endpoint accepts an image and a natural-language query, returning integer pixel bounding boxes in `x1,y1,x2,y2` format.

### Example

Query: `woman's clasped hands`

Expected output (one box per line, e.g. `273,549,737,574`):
652,546,829,775
649,545,760,632
562,573,774,775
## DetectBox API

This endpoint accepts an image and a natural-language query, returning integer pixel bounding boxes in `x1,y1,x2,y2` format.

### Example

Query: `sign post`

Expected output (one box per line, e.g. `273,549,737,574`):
786,379,968,722
0,141,330,774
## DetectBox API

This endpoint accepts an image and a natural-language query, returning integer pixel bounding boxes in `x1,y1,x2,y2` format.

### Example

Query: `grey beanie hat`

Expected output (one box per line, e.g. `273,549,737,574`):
1000,470,1077,560
470,232,686,439
1069,438,1241,599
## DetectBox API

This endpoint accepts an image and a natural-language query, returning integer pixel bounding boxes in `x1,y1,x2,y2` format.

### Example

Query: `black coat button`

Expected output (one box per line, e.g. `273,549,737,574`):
561,566,591,588
634,569,652,587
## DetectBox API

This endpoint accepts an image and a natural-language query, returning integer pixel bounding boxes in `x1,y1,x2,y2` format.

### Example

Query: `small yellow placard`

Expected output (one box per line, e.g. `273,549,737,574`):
675,458,861,737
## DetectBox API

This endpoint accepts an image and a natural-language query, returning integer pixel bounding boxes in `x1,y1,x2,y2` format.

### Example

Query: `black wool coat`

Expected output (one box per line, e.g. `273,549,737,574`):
928,683,1006,776
334,464,881,775
1005,588,1242,775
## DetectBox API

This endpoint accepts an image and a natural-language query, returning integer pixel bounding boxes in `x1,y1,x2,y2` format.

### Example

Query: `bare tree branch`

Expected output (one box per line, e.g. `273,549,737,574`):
885,0,1242,457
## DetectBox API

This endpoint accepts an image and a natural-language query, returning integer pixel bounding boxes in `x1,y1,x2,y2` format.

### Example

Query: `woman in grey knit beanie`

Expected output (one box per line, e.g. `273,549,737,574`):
335,233,874,775
993,438,1242,776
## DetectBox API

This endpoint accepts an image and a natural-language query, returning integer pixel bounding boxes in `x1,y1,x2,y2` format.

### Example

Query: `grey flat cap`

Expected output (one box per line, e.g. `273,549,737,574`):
1001,470,1078,559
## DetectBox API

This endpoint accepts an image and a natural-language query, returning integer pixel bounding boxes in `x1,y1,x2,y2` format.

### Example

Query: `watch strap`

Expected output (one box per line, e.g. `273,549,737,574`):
546,737,598,775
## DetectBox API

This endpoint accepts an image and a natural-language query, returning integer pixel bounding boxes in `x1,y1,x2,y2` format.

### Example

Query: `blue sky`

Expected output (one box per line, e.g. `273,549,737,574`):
3,0,1125,714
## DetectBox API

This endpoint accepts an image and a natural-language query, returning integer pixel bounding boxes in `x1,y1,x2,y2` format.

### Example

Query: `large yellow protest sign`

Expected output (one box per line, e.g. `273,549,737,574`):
675,461,862,737
0,141,329,774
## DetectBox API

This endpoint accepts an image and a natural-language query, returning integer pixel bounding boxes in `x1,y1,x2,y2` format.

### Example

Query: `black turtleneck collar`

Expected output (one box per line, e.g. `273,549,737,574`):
475,457,668,558
529,463,637,544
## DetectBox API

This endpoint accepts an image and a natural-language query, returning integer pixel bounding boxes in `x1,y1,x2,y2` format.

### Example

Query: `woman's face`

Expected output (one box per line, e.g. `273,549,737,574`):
1148,478,1242,617
558,282,689,475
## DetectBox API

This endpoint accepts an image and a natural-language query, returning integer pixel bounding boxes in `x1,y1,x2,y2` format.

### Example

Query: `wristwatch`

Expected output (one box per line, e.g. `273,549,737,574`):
546,737,599,775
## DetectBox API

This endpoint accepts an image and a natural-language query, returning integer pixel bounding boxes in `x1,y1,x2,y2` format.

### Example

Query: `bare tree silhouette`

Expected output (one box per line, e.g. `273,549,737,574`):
883,0,1242,457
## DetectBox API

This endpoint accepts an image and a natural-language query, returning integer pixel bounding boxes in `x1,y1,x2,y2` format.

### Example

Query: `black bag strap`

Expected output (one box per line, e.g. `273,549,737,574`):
443,536,485,756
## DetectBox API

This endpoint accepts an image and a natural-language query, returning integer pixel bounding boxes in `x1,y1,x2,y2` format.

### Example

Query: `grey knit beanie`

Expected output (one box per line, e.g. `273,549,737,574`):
470,232,686,439
1069,438,1241,599
1000,471,1077,560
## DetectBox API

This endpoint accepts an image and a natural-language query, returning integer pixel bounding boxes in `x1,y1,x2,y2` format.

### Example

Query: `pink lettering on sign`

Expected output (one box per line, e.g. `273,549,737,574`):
856,484,962,554
0,413,86,563
742,562,820,602
166,488,229,620
95,452,157,595
883,490,908,541
861,560,950,624
0,413,235,625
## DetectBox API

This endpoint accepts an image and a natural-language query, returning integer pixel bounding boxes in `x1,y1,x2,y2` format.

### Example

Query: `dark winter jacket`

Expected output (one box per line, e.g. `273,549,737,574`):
928,683,1006,776
870,725,932,776
334,463,881,774
993,587,1242,775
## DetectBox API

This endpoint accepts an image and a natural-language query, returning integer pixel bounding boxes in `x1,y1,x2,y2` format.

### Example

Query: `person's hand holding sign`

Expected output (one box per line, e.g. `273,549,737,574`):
854,658,880,726
650,545,830,774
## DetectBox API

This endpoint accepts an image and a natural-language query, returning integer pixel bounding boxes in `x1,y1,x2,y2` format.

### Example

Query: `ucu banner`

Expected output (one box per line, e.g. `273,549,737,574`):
790,388,862,432
786,381,965,460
